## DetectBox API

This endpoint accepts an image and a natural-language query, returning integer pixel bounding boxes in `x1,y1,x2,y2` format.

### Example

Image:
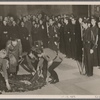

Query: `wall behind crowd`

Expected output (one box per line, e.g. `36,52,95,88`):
27,5,72,15
0,5,98,17
0,5,72,17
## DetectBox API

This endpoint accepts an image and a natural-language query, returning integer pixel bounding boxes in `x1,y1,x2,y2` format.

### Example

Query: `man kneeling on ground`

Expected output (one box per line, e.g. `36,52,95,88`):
0,49,11,91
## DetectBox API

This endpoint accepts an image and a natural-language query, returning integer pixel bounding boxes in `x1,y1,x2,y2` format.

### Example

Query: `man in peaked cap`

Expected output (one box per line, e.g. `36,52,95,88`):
82,19,94,76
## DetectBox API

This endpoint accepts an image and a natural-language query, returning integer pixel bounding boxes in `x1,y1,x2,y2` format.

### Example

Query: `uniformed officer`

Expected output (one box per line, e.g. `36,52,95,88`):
83,20,94,76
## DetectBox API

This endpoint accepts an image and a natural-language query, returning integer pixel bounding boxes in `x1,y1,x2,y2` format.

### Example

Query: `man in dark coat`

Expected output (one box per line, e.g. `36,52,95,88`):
31,23,39,45
40,20,48,48
24,18,32,47
83,20,94,76
59,18,65,54
64,17,72,58
70,18,77,59
19,21,30,52
97,21,100,68
0,21,10,50
75,17,83,63
0,16,3,50
9,21,20,39
48,18,58,52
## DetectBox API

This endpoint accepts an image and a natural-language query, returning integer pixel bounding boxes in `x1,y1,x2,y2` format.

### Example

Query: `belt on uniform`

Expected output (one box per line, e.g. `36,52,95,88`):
84,41,91,44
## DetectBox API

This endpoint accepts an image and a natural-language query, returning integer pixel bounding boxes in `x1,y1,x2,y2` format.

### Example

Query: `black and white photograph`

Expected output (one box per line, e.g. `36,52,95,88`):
0,1,100,99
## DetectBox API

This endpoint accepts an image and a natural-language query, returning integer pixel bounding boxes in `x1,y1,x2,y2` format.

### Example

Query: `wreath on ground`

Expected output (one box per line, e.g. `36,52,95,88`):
0,73,46,93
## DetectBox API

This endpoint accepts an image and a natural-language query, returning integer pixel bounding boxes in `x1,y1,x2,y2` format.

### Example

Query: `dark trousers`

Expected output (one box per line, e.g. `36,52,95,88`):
21,39,30,52
76,40,82,62
42,59,48,81
98,44,100,66
84,43,93,76
71,40,77,59
93,48,98,66
48,62,60,81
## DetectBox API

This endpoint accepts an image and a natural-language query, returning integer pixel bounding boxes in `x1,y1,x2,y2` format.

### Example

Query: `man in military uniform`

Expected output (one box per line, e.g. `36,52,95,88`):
83,20,94,76
64,17,72,58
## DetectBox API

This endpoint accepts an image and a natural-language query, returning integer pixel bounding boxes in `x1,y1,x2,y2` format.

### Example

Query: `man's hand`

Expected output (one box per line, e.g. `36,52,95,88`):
26,37,29,40
37,66,40,71
6,83,11,90
54,42,57,45
5,80,11,90
6,60,9,69
90,49,94,54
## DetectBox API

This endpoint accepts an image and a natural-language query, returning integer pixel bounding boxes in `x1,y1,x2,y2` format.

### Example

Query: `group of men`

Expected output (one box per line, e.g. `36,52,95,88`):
1,12,100,92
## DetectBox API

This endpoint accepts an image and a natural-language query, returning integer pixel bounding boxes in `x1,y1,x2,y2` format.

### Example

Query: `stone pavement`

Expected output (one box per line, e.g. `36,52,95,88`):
2,53,100,95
